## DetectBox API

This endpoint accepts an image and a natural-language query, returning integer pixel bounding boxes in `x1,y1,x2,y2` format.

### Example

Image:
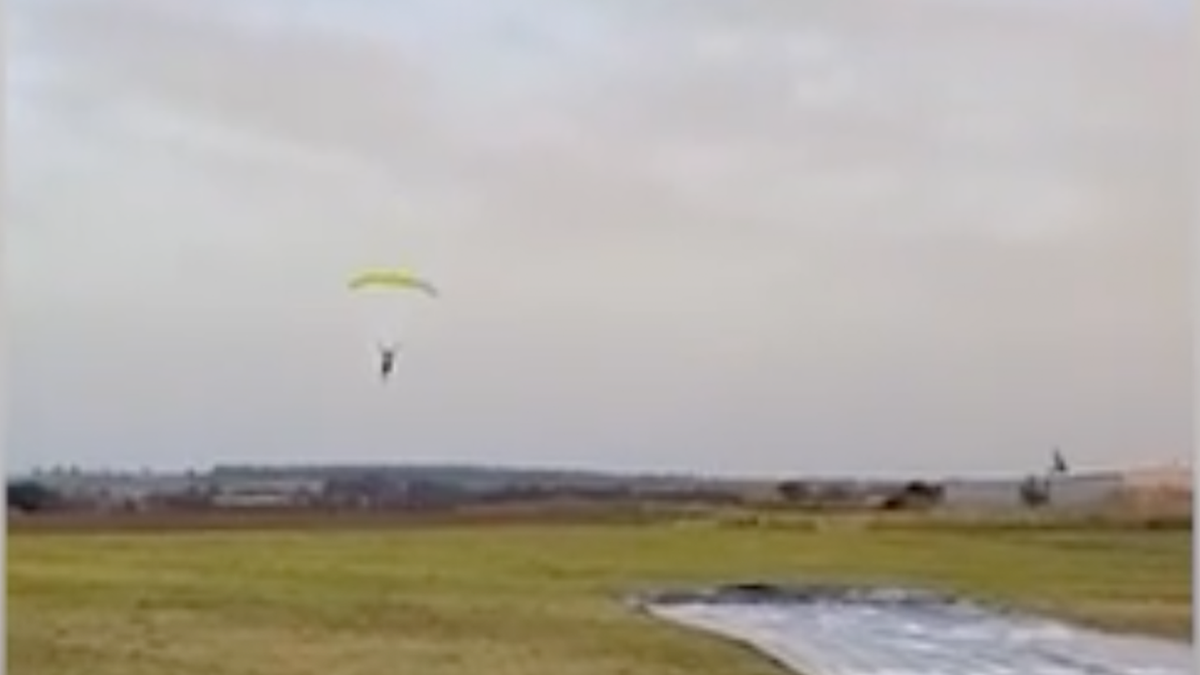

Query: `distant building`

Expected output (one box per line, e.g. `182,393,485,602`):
1120,460,1192,492
942,477,1029,510
940,460,1192,512
1115,460,1192,513
210,476,324,508
26,470,204,511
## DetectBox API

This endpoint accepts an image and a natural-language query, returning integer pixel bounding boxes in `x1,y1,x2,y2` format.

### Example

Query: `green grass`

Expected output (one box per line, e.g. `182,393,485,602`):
8,519,1193,675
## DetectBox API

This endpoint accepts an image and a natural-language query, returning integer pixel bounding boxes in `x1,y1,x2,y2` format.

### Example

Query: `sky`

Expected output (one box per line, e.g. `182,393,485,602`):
5,0,1192,478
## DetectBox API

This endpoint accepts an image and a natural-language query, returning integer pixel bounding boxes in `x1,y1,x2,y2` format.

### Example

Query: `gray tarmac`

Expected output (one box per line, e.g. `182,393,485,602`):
635,584,1193,675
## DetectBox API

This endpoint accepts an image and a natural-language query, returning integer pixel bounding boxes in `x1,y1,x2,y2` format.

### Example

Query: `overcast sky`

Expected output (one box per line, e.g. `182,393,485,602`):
6,0,1191,477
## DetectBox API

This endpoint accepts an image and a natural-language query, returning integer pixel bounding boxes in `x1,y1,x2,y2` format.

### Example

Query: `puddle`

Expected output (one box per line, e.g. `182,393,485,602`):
633,583,1193,675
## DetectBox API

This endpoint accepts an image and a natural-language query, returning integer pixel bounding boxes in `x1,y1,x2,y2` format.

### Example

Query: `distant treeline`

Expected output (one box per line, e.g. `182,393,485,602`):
8,477,746,515
7,479,961,518
7,466,1079,518
8,479,63,513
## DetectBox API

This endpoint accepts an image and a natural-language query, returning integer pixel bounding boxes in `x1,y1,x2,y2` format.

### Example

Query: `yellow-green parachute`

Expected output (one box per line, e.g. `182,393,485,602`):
347,268,438,297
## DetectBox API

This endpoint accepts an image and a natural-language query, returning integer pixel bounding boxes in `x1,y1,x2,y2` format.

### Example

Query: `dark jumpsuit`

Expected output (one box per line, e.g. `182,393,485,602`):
380,350,397,378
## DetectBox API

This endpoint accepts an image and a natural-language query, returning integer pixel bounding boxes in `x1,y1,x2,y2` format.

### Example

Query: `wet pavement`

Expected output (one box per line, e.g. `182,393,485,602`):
635,584,1193,675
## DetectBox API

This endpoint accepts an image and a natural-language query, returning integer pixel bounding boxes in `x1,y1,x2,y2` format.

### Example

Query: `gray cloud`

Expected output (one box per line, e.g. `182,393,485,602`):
6,0,1191,476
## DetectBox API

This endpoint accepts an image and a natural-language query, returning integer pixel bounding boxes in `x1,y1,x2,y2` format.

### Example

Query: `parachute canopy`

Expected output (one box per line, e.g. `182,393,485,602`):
347,268,439,297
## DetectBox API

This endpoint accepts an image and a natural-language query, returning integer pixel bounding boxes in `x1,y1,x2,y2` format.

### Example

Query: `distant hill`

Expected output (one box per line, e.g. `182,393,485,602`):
208,463,745,493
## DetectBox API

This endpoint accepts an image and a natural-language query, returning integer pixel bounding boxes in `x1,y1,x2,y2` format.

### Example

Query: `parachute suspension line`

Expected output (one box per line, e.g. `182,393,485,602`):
346,266,439,377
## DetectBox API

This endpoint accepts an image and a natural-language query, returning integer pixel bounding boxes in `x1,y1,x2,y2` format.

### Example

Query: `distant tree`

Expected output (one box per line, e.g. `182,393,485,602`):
1019,475,1051,509
8,480,60,513
776,480,812,504
904,480,945,504
405,479,465,509
879,481,945,511
815,482,855,506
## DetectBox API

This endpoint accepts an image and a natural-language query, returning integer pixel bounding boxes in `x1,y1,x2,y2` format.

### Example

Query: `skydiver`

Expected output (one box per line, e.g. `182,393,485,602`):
378,343,400,381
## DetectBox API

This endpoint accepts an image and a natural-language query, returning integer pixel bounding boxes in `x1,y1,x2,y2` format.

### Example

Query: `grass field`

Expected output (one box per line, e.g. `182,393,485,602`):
8,516,1193,675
